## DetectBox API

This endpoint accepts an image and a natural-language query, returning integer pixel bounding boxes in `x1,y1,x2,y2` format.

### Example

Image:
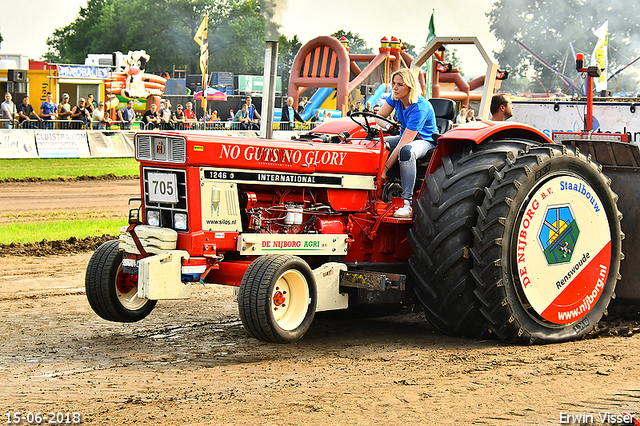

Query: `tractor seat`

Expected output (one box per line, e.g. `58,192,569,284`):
429,98,457,134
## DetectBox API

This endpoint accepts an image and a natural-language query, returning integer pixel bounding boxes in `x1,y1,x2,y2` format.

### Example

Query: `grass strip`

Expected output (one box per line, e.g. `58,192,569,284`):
0,210,121,222
0,158,139,181
0,218,126,244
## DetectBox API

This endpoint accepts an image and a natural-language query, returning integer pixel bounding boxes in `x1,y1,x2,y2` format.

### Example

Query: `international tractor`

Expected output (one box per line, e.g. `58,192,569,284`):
85,38,637,344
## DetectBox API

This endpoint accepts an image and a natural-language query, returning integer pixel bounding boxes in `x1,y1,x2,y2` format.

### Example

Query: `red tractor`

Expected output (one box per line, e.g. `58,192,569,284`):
85,38,630,344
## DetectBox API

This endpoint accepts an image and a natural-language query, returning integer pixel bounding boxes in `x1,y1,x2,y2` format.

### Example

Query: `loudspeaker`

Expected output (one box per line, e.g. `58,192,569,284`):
7,70,25,82
360,85,374,95
186,74,202,91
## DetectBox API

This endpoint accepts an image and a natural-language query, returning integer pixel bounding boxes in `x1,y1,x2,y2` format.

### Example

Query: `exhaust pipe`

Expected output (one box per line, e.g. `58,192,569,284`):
260,40,279,139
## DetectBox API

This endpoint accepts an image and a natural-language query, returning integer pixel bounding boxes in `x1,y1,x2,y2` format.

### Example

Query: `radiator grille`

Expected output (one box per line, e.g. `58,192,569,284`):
136,135,187,163
142,167,188,232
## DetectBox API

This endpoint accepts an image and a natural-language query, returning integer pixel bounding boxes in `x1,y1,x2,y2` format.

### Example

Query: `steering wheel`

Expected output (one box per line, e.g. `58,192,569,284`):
349,111,399,139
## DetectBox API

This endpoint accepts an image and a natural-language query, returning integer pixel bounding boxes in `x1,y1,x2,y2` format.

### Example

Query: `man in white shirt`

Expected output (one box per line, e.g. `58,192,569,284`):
1,92,17,129
92,101,111,130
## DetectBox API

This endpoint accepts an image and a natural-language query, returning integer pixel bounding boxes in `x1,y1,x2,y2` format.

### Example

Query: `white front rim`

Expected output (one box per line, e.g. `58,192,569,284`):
271,269,310,331
115,265,148,311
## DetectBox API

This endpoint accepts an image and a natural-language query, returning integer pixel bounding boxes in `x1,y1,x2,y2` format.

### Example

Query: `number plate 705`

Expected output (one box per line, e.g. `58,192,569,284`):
148,172,178,203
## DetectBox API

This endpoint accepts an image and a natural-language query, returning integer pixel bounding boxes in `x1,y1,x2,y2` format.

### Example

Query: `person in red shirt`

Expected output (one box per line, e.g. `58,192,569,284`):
183,101,196,129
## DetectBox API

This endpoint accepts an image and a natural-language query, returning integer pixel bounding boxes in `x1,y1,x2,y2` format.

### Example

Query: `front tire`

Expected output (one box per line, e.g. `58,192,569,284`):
471,144,622,344
85,240,156,322
238,255,317,343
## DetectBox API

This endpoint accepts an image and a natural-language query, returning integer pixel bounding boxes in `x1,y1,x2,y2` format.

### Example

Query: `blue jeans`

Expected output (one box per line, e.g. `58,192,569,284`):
386,135,435,202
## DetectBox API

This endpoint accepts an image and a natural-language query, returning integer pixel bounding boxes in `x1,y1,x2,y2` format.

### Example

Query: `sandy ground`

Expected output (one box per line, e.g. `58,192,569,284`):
1,181,640,425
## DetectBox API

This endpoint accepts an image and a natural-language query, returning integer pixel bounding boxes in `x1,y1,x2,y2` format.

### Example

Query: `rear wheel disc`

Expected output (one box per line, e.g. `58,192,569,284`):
513,174,612,325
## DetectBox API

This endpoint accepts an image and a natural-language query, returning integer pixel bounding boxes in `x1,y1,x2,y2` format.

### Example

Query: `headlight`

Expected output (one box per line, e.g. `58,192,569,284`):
174,213,188,230
147,210,160,227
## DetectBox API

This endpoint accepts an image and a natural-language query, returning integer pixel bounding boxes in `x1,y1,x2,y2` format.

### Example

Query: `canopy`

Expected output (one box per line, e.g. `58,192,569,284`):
194,87,227,101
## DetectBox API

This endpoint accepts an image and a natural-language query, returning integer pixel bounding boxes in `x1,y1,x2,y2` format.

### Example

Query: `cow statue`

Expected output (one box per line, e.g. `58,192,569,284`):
122,50,150,99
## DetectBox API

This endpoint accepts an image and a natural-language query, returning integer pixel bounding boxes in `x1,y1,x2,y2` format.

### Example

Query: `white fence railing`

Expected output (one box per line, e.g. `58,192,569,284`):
0,121,322,159
1,118,323,132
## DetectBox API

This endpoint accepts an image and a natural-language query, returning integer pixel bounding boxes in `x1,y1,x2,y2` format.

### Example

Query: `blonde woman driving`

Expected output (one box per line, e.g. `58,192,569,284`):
376,69,438,218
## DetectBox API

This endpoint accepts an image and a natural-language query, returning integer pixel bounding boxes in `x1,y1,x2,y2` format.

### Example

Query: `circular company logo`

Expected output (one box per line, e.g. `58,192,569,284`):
515,175,611,324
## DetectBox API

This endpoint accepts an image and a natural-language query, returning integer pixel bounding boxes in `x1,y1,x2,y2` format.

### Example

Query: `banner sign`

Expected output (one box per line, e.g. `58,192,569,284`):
35,131,90,158
57,65,109,80
237,75,282,93
0,130,38,158
87,131,135,157
511,101,640,144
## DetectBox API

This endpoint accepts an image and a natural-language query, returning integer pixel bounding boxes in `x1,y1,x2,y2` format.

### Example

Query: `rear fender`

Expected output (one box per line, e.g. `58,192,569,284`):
425,121,553,176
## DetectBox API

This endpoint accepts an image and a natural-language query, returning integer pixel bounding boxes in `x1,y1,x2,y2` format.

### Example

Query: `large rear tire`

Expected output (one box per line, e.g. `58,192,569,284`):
85,240,157,322
471,144,622,344
238,255,317,343
408,140,538,337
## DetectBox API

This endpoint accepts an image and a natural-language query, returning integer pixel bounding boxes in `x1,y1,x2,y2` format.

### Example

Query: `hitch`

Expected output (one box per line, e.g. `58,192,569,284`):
125,198,148,258
339,270,406,291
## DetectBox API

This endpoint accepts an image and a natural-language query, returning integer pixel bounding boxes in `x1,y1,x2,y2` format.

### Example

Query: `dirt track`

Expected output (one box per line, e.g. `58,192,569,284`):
0,179,138,218
2,181,640,425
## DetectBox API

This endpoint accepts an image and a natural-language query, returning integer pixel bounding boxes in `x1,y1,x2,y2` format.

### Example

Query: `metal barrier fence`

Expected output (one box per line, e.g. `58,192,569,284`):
1,118,323,132
138,120,323,131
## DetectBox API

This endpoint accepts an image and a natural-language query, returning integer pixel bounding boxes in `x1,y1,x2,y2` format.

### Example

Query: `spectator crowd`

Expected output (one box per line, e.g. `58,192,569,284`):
2,92,379,131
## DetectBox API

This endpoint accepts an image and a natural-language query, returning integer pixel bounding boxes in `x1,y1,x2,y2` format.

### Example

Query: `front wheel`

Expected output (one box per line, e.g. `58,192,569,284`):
238,255,317,343
472,144,622,344
85,240,156,322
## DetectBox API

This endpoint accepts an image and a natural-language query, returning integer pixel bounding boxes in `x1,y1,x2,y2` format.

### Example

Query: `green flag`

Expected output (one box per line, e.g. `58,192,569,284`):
427,11,436,44
425,11,436,98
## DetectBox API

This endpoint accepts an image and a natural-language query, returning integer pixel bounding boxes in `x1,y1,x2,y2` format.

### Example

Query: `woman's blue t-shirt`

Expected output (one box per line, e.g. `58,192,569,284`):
385,95,437,141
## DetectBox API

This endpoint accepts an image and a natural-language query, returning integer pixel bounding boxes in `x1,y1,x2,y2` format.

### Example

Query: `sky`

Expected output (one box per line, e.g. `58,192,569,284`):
1,0,499,77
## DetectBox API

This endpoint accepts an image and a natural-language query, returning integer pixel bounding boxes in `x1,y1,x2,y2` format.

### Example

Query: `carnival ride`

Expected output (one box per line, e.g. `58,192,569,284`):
104,50,167,115
288,35,505,116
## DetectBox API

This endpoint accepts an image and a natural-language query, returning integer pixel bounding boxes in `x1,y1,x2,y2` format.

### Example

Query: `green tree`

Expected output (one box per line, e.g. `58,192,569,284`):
402,41,417,58
331,30,373,55
277,34,302,93
446,48,464,76
488,0,640,93
208,0,266,74
46,0,266,74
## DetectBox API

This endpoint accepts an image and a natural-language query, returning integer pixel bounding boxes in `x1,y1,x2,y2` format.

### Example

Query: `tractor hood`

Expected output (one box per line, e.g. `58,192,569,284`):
136,132,382,176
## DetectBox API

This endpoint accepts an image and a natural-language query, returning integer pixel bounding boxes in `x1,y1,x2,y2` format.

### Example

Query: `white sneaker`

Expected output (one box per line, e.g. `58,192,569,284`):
393,200,413,218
